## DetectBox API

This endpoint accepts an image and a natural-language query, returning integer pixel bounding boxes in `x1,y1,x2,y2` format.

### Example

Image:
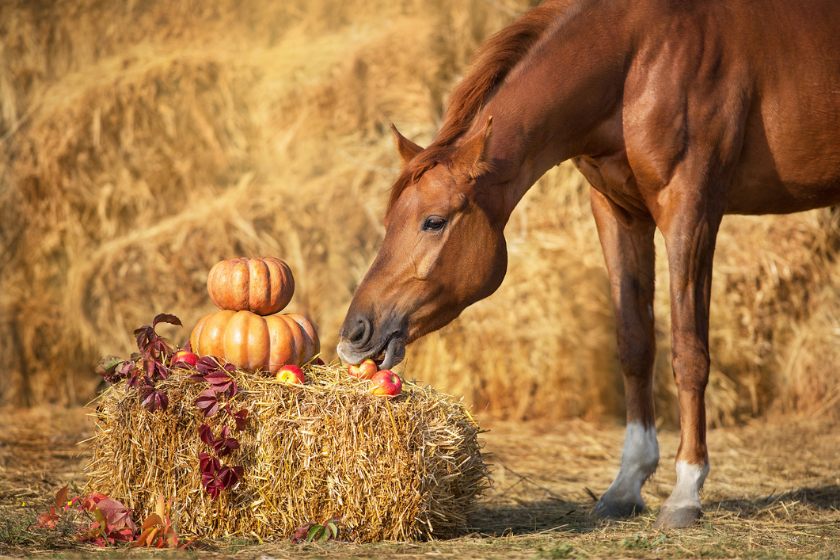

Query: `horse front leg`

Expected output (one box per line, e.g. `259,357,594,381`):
589,188,659,519
652,195,724,529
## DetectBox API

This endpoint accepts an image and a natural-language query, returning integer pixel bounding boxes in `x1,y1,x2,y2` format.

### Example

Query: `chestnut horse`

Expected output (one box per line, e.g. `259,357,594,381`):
337,0,840,528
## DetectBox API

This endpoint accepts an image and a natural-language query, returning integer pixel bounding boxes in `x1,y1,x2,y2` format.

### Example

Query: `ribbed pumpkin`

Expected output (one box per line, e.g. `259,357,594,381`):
190,310,320,373
207,257,294,316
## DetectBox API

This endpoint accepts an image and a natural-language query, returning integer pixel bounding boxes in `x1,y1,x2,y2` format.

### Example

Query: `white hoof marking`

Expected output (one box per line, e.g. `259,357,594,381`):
601,422,659,506
661,460,710,512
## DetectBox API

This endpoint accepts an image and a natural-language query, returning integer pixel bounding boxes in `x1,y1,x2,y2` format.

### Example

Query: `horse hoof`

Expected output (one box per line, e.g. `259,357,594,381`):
652,505,702,529
594,497,645,519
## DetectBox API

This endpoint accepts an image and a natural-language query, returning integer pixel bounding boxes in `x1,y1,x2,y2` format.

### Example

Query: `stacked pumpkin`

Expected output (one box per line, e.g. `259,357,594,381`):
190,258,320,373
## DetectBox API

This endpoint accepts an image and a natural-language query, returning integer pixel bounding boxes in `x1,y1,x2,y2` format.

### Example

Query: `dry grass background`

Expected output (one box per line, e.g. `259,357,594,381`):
1,0,840,426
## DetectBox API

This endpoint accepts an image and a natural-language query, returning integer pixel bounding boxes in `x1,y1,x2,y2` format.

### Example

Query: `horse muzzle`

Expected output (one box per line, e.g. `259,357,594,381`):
337,313,406,370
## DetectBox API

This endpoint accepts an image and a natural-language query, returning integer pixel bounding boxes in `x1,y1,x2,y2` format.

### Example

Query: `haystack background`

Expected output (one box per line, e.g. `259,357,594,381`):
86,364,486,541
2,0,840,425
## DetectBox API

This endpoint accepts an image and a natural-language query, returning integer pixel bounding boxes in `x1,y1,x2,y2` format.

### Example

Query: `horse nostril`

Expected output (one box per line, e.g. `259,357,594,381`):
347,316,372,346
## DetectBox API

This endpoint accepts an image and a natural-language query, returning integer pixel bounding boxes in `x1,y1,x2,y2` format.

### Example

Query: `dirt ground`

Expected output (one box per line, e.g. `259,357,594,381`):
0,406,838,559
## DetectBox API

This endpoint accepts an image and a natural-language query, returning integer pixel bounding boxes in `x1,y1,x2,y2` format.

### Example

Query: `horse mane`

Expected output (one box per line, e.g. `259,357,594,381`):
387,1,564,211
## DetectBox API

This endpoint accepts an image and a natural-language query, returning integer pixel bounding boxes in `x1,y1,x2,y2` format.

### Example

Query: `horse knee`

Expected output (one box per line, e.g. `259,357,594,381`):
617,340,655,380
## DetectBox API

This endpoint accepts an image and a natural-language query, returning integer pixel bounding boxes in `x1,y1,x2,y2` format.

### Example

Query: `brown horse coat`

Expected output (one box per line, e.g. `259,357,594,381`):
338,0,840,528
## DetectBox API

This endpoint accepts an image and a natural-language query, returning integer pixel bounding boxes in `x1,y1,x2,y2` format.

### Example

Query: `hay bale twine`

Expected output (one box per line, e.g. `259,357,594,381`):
85,363,489,541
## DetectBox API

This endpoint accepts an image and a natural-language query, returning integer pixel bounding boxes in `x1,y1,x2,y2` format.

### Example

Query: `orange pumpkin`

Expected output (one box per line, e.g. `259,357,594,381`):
207,257,295,316
190,310,320,373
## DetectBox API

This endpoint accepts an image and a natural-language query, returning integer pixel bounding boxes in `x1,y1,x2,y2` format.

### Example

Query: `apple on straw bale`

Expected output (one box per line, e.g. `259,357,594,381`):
85,258,488,542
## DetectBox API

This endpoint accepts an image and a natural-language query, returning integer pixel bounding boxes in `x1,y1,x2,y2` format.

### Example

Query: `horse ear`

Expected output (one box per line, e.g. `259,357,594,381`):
453,116,493,179
390,124,424,166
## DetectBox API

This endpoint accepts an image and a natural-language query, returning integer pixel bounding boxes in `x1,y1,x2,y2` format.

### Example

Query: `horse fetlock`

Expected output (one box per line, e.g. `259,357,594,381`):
596,422,659,519
653,460,709,529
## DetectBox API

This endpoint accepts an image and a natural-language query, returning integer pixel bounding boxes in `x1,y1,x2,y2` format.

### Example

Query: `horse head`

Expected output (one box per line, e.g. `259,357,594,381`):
337,118,508,369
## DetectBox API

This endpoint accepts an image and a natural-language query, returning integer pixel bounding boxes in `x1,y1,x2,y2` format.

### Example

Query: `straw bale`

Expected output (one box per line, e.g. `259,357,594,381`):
85,363,489,542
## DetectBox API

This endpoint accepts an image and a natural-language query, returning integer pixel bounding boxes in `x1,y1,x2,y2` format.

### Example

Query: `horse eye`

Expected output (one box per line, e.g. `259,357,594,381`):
423,217,447,231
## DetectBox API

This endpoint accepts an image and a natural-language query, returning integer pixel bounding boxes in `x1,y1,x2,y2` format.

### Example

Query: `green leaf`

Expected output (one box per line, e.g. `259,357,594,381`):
327,520,339,539
95,356,123,376
307,524,323,542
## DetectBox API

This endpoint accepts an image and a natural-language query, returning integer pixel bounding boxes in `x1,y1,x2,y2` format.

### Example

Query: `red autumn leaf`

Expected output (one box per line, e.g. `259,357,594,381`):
77,523,133,547
134,325,170,360
199,450,242,499
36,486,71,529
80,492,109,512
74,508,132,546
150,340,173,369
194,388,220,417
202,369,231,384
195,356,225,374
232,409,248,431
153,313,182,329
133,314,181,365
141,513,164,532
76,509,108,545
107,359,140,389
35,507,60,529
198,424,214,446
132,525,161,548
141,357,170,381
214,428,240,458
75,525,105,546
201,471,223,500
203,370,238,397
133,495,178,548
140,381,169,413
92,497,137,532
218,464,244,489
191,357,238,397
133,496,179,548
111,526,135,544
154,494,170,524
125,365,142,389
198,425,240,458
199,452,220,474
202,464,241,497
133,515,174,548
54,486,69,510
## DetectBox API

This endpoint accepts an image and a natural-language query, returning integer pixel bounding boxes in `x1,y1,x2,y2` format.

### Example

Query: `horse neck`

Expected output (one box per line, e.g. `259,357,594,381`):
475,0,634,220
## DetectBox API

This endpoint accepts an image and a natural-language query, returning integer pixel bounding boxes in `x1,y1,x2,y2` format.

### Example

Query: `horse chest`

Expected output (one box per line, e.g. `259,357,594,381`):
572,154,655,221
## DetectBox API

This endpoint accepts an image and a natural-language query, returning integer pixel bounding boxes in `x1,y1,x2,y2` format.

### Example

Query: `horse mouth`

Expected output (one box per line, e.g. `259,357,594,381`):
372,333,405,370
337,331,405,370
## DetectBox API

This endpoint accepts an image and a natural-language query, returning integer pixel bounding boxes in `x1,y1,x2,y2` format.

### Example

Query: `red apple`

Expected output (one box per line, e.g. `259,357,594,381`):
369,369,402,397
347,358,377,379
276,364,305,384
170,349,199,368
